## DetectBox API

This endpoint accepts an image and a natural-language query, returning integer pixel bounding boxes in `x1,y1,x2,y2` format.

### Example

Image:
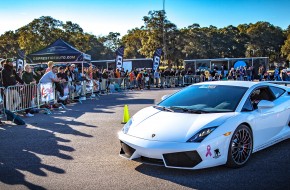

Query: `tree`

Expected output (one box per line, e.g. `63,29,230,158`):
86,34,114,60
0,31,19,58
122,28,144,58
1,15,288,65
139,10,178,65
245,22,285,62
179,24,206,59
281,25,290,61
61,21,91,53
17,16,64,54
281,34,290,61
100,32,122,52
218,25,246,58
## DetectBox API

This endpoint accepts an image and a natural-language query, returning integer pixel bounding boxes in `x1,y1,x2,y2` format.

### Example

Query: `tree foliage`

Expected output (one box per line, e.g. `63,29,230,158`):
122,28,144,58
0,31,19,58
0,14,289,66
245,22,285,61
281,25,290,61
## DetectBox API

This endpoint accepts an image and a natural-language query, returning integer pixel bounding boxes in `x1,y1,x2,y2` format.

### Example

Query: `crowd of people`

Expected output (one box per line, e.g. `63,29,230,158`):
0,59,95,118
0,58,289,122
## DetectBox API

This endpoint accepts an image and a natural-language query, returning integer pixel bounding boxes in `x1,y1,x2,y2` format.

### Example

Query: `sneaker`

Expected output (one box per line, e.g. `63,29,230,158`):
59,95,68,101
26,113,34,117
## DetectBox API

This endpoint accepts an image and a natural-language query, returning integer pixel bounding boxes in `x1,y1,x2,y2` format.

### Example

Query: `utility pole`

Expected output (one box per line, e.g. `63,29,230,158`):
162,0,166,66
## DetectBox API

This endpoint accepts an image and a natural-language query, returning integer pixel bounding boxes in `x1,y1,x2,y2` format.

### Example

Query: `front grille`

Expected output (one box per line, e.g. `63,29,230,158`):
134,156,164,166
163,151,202,168
120,141,135,158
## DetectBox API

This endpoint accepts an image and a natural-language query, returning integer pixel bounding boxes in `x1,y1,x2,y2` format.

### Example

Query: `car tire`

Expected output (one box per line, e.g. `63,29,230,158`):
226,124,253,168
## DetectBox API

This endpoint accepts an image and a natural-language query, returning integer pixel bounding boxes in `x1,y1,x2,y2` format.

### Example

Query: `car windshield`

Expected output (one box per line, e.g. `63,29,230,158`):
158,84,248,113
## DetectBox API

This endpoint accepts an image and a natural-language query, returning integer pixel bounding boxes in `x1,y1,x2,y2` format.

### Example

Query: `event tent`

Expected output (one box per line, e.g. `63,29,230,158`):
234,61,247,69
26,38,91,63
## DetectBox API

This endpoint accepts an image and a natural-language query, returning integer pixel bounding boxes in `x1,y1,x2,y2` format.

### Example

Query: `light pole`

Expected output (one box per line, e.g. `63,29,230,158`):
162,0,166,65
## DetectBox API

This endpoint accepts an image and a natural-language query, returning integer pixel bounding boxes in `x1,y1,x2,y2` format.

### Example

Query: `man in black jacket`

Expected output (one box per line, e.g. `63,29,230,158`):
1,59,24,87
1,59,24,111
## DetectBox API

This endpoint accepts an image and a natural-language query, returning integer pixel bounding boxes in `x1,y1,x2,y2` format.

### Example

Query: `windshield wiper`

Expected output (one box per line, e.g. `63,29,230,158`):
153,105,174,112
187,109,209,114
170,106,209,114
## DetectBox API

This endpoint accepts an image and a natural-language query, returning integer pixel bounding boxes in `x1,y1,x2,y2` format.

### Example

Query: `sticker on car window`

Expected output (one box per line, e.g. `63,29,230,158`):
199,85,217,89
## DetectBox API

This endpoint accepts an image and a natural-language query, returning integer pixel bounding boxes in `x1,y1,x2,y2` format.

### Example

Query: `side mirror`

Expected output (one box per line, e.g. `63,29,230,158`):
161,94,171,101
257,100,274,110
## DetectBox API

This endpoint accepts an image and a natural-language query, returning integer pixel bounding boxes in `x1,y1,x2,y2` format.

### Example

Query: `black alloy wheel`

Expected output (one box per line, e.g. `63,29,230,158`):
226,124,253,168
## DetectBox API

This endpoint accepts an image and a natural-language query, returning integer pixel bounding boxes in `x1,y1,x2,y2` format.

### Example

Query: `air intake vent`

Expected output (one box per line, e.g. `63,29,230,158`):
134,156,164,166
288,121,290,127
120,141,135,158
163,151,202,168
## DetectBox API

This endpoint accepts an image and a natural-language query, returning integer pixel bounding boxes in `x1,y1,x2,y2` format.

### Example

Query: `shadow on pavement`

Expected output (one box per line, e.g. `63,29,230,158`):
0,91,158,189
135,139,290,190
0,124,74,189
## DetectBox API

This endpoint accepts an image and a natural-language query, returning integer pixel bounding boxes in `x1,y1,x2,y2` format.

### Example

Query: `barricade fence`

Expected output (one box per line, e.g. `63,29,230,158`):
37,82,56,110
101,75,203,91
0,75,204,116
0,87,5,118
5,84,38,113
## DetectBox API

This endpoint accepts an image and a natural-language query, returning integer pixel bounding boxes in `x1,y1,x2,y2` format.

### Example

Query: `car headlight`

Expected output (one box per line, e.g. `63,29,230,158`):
122,118,133,134
187,127,217,142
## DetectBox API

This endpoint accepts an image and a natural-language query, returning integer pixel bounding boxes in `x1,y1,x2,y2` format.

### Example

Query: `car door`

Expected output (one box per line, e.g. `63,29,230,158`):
269,86,290,129
244,86,282,148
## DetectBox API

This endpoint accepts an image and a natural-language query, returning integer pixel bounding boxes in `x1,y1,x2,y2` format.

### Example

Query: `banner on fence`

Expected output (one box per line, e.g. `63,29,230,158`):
40,83,54,102
153,48,162,71
115,46,125,69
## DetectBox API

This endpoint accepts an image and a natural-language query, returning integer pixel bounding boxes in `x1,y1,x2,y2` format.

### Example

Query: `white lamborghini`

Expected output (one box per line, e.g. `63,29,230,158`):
118,81,290,169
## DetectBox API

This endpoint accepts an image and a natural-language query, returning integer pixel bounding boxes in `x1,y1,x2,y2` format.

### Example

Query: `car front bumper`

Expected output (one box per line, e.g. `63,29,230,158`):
118,132,230,170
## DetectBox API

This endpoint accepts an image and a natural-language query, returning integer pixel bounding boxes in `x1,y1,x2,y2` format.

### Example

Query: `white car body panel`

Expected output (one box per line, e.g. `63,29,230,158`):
119,81,290,169
128,109,236,142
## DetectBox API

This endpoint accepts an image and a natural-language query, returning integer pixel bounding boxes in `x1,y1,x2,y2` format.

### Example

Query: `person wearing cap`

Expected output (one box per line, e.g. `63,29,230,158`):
33,67,43,83
1,59,24,87
57,66,68,81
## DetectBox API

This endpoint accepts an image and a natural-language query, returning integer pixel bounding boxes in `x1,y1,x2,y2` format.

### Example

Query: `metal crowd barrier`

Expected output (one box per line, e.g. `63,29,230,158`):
183,75,196,86
5,84,38,113
108,78,125,92
85,79,100,99
0,87,6,119
2,75,206,115
100,75,204,90
65,81,85,103
36,83,56,113
67,81,80,101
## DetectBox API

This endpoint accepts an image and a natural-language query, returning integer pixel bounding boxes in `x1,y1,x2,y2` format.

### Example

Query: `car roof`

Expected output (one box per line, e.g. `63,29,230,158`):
194,81,259,88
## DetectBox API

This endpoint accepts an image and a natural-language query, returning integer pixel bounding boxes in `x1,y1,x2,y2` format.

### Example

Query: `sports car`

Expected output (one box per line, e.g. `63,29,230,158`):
118,81,290,169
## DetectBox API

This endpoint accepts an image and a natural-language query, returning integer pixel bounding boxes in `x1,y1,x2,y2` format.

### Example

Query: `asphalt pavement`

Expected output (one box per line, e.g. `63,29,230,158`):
0,88,289,190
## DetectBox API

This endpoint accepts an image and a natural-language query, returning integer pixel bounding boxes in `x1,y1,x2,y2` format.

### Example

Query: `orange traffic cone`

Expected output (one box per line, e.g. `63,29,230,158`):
121,105,130,124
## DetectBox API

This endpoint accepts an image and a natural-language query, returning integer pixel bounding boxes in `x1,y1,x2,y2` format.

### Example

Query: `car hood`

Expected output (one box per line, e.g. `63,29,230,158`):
127,106,236,142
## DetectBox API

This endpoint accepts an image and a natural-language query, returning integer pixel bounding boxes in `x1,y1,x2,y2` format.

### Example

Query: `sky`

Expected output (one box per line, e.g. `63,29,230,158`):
0,0,289,37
